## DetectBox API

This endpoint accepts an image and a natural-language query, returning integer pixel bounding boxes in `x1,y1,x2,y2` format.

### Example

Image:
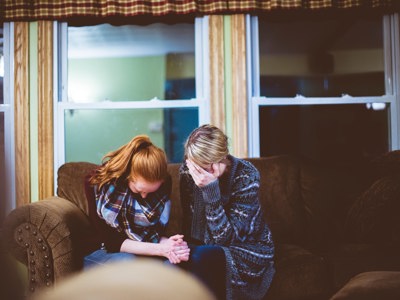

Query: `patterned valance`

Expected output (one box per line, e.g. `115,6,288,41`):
1,0,399,22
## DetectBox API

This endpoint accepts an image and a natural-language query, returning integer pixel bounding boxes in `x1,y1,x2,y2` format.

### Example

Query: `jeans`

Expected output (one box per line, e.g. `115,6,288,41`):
179,245,226,300
84,249,137,269
83,249,172,270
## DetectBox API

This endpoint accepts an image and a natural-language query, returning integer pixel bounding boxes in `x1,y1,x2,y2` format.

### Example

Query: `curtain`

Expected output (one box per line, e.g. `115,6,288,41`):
1,0,399,21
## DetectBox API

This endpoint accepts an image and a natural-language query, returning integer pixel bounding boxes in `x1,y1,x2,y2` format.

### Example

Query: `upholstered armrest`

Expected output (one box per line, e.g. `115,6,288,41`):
2,197,93,294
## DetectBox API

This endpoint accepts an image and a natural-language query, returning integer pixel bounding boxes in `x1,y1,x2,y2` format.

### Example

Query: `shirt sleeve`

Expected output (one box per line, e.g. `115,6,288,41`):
84,174,126,252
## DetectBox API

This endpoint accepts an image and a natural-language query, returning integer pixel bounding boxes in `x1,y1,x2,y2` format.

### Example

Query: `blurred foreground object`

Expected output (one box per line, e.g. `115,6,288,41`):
33,258,215,300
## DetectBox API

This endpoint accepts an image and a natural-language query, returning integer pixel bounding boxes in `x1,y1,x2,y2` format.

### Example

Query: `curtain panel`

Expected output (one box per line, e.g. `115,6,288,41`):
1,0,399,22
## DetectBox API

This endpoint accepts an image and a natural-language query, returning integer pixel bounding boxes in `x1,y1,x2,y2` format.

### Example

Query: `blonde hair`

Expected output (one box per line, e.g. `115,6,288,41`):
184,124,229,167
90,135,168,189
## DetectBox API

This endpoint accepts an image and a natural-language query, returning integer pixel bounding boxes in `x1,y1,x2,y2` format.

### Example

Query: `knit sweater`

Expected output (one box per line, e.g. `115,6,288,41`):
179,155,275,300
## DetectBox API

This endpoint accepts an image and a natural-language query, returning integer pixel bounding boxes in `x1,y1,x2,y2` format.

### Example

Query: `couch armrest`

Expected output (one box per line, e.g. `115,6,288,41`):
2,197,93,294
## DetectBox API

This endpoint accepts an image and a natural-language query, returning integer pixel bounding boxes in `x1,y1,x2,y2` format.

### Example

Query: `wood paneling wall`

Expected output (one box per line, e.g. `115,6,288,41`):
14,22,30,206
209,15,226,132
231,15,248,158
209,15,248,157
38,21,54,199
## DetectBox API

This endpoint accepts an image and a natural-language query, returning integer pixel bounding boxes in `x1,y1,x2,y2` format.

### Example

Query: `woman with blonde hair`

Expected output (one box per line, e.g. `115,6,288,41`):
84,135,189,267
179,124,275,300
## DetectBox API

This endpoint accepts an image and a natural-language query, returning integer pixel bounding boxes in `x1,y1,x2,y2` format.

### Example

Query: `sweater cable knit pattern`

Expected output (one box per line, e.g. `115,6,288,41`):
179,155,275,300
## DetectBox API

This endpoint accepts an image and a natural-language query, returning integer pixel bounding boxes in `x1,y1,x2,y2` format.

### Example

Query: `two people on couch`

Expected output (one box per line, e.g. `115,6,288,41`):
84,125,275,300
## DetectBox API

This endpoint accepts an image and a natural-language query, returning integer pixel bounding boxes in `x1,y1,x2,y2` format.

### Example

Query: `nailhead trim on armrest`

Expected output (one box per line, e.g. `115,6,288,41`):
15,223,53,293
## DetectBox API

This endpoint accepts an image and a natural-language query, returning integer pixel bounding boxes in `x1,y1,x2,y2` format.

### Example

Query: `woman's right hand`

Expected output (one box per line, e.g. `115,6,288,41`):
160,234,190,264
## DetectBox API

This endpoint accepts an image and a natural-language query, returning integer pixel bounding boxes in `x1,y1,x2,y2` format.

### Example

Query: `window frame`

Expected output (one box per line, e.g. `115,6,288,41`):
0,22,16,215
53,17,210,172
246,14,400,157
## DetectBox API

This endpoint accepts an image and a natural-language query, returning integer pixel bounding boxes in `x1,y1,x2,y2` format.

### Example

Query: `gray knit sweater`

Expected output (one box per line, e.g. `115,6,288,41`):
179,155,275,300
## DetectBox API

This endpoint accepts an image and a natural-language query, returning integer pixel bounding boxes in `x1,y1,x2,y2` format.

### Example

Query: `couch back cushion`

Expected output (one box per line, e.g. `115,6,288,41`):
248,156,307,244
57,162,98,215
165,163,183,236
56,157,310,245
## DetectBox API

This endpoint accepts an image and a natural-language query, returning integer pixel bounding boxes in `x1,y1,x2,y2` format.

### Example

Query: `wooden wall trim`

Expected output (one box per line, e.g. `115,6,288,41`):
38,21,54,199
209,15,225,132
14,22,30,206
231,14,248,158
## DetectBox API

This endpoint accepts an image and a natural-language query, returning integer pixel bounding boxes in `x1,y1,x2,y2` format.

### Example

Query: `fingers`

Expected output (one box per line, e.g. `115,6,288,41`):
186,160,217,187
173,244,190,263
169,234,184,243
186,160,200,180
168,251,180,264
186,159,201,172
168,246,190,264
212,162,223,177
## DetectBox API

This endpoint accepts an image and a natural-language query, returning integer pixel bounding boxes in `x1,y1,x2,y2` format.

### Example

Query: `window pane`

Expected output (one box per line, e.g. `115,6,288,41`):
67,23,195,102
65,108,198,163
0,112,5,221
259,103,389,166
258,16,384,97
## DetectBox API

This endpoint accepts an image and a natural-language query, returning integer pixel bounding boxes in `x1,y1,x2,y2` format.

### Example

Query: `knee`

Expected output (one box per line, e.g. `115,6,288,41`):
190,246,225,265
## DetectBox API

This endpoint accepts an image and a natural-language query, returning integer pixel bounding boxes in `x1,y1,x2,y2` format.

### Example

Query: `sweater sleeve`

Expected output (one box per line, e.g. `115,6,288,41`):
201,163,263,246
84,175,126,252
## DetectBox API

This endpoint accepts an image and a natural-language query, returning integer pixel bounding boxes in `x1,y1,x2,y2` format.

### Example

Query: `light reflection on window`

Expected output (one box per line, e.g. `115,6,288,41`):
67,23,195,102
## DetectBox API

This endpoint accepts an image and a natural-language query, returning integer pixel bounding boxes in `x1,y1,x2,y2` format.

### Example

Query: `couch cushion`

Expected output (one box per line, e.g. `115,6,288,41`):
265,244,332,300
330,271,400,300
324,243,400,291
57,162,98,215
249,156,307,245
345,175,400,244
165,163,183,236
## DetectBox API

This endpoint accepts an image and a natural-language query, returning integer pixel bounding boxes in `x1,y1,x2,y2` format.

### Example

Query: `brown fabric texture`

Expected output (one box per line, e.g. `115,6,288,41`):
57,161,97,215
1,0,398,21
266,244,331,300
251,156,307,245
345,175,400,244
324,243,400,291
2,197,92,292
330,271,400,300
165,163,183,237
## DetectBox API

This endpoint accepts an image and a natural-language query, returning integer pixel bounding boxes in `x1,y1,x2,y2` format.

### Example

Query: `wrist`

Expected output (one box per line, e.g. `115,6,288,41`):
200,180,220,203
157,242,169,257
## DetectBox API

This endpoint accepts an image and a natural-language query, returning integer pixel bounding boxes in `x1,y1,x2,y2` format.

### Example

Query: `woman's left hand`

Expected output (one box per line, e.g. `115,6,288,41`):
186,159,223,187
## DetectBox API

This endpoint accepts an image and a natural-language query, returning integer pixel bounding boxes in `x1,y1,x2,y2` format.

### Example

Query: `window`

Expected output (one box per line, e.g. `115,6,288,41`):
248,14,399,166
56,19,209,167
0,23,15,222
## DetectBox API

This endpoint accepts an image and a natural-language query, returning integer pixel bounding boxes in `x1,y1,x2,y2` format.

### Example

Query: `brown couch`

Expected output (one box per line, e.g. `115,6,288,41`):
2,153,400,299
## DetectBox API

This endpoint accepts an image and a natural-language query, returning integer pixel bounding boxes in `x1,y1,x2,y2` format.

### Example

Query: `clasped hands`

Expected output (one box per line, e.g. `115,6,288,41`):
161,234,190,264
